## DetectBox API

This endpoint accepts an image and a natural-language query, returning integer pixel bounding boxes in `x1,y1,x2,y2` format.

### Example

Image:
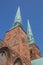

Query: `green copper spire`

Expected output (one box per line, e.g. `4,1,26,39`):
13,6,22,28
27,19,34,44
10,6,22,30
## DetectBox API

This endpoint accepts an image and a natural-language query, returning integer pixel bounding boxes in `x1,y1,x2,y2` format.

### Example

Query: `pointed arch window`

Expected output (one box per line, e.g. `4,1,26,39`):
14,58,22,65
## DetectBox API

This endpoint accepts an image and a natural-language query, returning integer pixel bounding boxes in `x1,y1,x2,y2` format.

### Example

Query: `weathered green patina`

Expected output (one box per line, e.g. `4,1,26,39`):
10,6,22,30
27,19,35,44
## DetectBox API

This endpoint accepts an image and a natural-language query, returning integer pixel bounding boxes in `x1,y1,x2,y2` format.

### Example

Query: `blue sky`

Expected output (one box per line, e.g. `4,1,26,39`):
0,0,43,56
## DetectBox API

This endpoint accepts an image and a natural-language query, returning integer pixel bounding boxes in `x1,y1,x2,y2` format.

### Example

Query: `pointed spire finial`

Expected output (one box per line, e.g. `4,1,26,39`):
13,6,22,28
27,19,34,44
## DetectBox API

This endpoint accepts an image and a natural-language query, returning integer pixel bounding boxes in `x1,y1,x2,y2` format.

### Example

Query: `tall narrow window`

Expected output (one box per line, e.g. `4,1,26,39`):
30,50,32,57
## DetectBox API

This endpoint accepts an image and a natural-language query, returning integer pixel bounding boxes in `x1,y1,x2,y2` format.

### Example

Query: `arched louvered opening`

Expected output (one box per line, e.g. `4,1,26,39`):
14,58,22,65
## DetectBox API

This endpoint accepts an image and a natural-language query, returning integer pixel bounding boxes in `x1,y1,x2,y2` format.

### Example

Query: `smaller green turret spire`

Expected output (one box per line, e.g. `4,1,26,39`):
27,19,34,44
